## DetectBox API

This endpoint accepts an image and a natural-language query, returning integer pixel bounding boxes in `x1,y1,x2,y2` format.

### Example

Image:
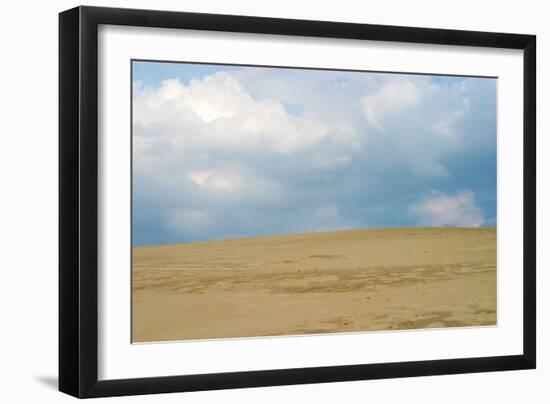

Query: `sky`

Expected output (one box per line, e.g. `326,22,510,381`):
132,61,497,246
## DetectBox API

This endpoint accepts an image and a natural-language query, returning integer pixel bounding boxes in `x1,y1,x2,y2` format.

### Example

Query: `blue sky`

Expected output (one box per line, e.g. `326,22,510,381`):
132,61,496,246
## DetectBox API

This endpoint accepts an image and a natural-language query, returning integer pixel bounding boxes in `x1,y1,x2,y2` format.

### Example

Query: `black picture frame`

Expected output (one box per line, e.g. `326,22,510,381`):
59,5,536,398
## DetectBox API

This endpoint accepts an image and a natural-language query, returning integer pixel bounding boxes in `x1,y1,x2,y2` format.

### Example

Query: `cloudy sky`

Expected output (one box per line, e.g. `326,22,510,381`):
132,61,496,246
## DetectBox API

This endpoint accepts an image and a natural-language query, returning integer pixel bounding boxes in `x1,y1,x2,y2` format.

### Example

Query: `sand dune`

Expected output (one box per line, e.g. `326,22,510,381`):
132,227,496,342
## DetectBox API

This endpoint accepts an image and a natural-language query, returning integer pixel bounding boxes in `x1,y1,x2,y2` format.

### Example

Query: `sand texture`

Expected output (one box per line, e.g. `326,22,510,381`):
132,227,496,342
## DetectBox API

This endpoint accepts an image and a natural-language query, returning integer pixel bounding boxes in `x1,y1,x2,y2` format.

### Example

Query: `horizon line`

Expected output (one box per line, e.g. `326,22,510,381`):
133,225,497,249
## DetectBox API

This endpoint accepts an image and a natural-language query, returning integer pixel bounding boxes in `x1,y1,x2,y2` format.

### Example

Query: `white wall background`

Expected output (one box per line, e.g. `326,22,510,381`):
0,0,546,402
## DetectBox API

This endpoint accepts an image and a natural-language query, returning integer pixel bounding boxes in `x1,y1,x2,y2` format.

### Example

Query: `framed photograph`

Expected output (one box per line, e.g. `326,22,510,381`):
59,6,536,398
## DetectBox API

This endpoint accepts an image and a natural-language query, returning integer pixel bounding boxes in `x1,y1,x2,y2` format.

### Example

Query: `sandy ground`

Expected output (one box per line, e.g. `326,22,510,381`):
132,227,496,342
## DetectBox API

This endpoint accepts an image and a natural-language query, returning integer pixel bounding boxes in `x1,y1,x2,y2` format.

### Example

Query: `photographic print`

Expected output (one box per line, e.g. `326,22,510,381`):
131,60,497,343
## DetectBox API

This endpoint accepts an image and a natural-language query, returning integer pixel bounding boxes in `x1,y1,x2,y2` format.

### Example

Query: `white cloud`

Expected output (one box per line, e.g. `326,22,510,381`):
189,169,244,192
133,72,354,156
431,97,470,138
359,81,421,130
356,78,478,178
409,191,484,227
189,170,214,186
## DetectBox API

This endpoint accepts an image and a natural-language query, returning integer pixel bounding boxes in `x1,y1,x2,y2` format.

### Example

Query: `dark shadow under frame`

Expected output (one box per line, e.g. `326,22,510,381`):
59,5,536,398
